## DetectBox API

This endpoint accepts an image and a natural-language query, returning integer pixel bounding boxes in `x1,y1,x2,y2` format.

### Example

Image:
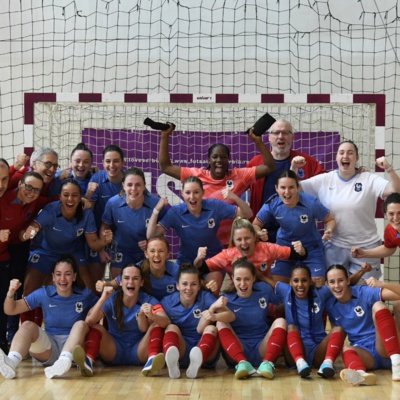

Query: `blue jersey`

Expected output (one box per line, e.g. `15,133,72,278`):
89,170,123,228
224,282,280,343
24,285,98,335
161,290,216,347
102,291,160,344
102,193,167,260
276,282,331,342
32,201,97,254
158,199,236,264
256,192,329,248
115,260,179,300
325,285,381,346
55,169,92,194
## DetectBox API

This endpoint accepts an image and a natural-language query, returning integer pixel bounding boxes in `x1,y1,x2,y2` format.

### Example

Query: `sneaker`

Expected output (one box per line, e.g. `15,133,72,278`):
142,353,165,377
340,369,377,386
297,359,311,378
235,360,256,380
186,347,203,379
44,358,72,379
73,345,93,377
165,346,180,379
257,361,275,379
317,362,335,378
0,348,16,379
392,363,400,381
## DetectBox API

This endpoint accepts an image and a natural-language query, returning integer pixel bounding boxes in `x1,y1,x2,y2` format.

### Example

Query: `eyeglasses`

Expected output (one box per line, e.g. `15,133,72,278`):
269,130,293,136
23,183,42,194
38,160,60,170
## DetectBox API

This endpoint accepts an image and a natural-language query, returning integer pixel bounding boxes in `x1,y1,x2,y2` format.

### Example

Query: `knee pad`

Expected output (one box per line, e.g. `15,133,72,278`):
29,328,52,353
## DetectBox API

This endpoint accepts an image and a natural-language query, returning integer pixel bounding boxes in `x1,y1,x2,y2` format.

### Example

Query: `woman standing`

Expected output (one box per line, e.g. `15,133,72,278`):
299,140,400,278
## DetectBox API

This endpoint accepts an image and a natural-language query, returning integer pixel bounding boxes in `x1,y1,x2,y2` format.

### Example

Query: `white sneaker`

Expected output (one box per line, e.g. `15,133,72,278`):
340,369,376,386
186,346,203,379
165,346,180,379
44,358,72,379
392,363,400,381
0,348,16,379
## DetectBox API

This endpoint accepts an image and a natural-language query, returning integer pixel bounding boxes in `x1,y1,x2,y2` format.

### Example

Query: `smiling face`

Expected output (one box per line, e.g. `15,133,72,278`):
268,120,294,159
177,272,201,306
208,145,230,180
60,182,81,217
145,239,169,273
120,266,144,297
33,153,59,184
326,268,351,303
18,176,43,204
52,261,76,297
103,150,124,181
290,268,311,300
336,142,359,175
233,266,256,298
71,150,92,180
275,177,299,208
182,181,204,214
123,173,146,205
233,227,256,258
386,202,400,232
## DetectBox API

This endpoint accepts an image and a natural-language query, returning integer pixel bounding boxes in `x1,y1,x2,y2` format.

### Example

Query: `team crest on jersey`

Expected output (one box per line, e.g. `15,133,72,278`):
115,252,123,263
75,302,83,313
31,254,40,263
166,284,175,293
260,263,267,272
300,214,308,224
146,218,150,228
354,183,362,192
90,249,97,257
226,180,234,190
76,228,84,236
312,302,320,314
193,308,202,318
208,218,215,228
354,305,365,317
297,169,305,179
259,297,267,309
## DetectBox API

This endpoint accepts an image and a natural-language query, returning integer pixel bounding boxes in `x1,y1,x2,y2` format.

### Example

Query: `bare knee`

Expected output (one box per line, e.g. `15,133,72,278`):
203,325,217,336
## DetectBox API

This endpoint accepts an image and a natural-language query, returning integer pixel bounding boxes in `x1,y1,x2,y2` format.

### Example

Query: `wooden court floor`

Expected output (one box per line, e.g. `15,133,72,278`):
1,355,399,400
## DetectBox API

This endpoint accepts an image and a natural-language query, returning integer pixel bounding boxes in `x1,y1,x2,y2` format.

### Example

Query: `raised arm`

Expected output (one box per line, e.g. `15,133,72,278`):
366,277,400,301
248,129,276,179
4,279,30,315
351,245,396,259
376,157,400,198
321,212,336,241
85,229,113,252
159,124,181,180
146,197,168,238
85,286,114,326
221,188,253,219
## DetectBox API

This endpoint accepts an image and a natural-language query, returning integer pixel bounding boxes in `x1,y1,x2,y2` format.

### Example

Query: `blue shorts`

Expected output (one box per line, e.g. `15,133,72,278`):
302,334,327,366
179,338,220,369
352,340,392,370
28,250,86,275
104,337,141,366
31,333,69,366
272,245,325,278
324,241,382,279
222,337,264,368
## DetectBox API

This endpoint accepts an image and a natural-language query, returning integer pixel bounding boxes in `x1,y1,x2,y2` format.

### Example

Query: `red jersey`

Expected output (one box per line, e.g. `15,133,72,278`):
383,224,400,248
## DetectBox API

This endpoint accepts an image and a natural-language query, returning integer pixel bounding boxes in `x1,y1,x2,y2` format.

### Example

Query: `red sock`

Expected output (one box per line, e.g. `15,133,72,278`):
325,332,345,361
85,327,102,360
34,307,43,327
218,328,247,363
148,327,164,357
375,308,400,356
198,333,217,363
20,309,35,324
287,331,304,362
342,349,366,371
264,327,286,362
163,331,180,353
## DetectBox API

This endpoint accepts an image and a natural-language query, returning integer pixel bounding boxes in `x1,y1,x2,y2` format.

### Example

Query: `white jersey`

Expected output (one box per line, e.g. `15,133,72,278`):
301,170,387,248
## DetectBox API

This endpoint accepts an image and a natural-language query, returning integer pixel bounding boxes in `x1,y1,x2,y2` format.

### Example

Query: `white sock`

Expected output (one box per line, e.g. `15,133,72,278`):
7,351,22,369
296,358,306,367
322,359,333,366
59,351,73,362
390,354,400,365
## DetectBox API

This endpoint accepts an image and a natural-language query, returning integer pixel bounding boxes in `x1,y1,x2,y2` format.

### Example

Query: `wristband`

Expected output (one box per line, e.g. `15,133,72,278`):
386,166,393,173
6,293,14,299
153,209,160,215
